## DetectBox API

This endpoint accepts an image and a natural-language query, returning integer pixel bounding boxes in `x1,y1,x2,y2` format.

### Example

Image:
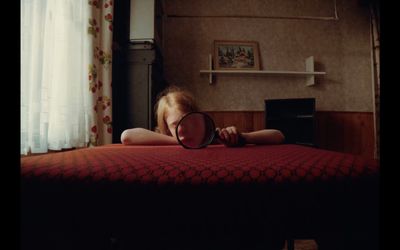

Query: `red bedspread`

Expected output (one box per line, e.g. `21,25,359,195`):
20,144,379,250
21,144,378,185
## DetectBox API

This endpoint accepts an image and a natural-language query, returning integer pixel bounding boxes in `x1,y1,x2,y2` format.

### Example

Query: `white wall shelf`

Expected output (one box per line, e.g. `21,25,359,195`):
200,55,326,86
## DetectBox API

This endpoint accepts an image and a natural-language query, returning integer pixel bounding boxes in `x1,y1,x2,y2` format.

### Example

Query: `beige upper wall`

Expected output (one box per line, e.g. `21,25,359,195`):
162,0,374,111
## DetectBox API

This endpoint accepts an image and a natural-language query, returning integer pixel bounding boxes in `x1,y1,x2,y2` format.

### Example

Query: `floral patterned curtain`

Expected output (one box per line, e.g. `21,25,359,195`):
88,0,114,146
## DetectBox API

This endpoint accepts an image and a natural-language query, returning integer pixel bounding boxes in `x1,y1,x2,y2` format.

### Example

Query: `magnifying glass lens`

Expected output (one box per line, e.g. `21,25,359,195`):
176,112,216,149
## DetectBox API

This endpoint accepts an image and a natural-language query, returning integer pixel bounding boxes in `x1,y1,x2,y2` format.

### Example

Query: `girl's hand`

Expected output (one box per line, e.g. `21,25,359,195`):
216,126,245,147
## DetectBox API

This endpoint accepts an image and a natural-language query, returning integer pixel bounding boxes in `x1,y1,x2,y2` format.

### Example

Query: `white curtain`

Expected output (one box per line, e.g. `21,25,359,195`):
21,0,91,154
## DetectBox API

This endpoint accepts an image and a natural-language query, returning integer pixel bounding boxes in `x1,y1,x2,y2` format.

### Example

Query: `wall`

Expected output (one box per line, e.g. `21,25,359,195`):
162,0,374,112
160,0,377,158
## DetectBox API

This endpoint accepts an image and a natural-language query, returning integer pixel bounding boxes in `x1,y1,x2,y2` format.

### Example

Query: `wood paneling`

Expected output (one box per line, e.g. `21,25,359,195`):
252,112,265,131
315,111,375,159
206,111,376,159
206,111,263,133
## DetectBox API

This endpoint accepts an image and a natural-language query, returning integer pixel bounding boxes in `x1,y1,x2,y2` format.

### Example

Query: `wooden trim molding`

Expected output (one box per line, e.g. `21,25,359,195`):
205,111,375,159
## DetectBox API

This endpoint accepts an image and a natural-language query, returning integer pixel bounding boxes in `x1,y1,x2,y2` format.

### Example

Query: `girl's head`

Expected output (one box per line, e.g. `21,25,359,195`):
154,86,198,137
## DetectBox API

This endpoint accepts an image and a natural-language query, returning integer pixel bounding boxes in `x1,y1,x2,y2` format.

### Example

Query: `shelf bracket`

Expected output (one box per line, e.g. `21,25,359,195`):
208,54,213,84
305,56,315,86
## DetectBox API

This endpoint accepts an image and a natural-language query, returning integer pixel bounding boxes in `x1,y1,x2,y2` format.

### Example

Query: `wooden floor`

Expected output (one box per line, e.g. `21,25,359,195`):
282,240,318,250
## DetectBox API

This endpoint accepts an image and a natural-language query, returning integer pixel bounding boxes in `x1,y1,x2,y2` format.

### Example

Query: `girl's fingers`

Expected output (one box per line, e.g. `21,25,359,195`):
225,126,238,145
217,128,225,141
229,126,238,145
222,129,230,142
226,127,238,145
218,126,243,147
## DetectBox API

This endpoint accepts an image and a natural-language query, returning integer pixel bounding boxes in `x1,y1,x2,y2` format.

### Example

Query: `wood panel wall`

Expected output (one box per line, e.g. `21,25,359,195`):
315,111,375,160
206,111,376,159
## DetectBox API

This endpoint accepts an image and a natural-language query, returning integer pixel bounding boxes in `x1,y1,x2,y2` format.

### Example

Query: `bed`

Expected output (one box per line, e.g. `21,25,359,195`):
21,144,379,250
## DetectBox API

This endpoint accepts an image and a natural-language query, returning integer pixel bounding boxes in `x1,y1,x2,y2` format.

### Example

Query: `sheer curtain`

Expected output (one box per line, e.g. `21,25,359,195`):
21,0,113,155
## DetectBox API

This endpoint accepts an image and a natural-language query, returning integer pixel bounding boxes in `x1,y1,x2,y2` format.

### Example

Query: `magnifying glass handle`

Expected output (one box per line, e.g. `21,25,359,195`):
237,134,246,146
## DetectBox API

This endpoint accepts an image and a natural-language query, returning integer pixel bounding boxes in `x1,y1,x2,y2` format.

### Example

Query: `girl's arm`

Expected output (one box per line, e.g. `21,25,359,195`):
241,129,285,145
217,127,285,146
121,128,178,145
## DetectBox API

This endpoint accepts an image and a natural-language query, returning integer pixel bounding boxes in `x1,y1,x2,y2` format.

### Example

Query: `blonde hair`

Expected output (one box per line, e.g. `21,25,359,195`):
154,86,198,135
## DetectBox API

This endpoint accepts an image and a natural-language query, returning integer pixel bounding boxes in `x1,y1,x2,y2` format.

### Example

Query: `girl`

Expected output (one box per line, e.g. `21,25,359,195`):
121,86,285,147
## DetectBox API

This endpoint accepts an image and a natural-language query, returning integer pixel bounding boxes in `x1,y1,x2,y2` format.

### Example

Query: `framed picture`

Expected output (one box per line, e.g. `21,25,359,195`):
214,40,261,70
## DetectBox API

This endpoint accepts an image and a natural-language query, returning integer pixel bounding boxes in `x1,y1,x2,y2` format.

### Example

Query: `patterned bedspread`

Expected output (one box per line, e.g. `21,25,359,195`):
20,144,379,250
21,144,378,185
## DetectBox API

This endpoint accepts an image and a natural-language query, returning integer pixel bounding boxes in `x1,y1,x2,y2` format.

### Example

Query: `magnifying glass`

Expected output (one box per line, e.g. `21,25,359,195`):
175,112,217,149
175,111,246,149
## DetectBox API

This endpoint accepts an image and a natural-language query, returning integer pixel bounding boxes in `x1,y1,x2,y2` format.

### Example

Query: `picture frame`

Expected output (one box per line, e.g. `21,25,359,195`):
214,40,261,70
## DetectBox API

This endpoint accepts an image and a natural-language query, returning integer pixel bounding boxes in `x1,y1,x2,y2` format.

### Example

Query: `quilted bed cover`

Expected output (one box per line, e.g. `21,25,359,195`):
20,144,379,250
21,144,378,185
